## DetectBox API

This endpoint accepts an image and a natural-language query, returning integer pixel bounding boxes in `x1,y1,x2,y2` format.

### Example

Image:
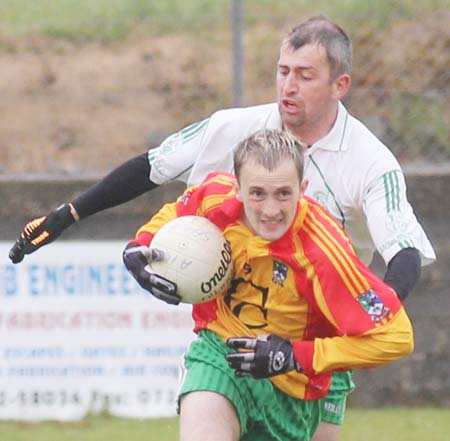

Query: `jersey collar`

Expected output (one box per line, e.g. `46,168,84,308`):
265,103,284,130
307,101,350,153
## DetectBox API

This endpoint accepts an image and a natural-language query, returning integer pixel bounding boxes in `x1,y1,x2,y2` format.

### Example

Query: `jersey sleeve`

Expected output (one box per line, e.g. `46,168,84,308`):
149,118,210,184
291,205,414,375
363,169,436,266
135,201,178,245
134,172,234,243
293,308,413,375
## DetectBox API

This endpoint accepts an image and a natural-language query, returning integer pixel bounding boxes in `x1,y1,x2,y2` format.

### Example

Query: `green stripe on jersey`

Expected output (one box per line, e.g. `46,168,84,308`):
147,146,161,165
382,170,401,213
147,145,193,180
400,239,415,249
181,118,209,143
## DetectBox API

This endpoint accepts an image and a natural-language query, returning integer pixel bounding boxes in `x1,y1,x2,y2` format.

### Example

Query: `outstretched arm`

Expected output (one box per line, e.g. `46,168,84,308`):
9,152,158,263
72,152,157,219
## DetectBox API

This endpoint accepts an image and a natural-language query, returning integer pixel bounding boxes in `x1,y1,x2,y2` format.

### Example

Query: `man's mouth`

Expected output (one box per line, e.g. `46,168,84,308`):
261,218,282,226
281,98,299,113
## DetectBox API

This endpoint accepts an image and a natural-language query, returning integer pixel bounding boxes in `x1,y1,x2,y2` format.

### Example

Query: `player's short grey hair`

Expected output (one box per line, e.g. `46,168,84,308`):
233,129,306,182
283,15,352,79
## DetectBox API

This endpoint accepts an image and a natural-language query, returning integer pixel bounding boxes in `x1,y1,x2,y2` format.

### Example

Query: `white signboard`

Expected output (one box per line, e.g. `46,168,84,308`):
0,242,195,421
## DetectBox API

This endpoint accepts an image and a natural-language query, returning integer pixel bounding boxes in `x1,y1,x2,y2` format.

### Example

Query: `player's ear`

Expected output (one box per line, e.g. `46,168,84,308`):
332,73,351,100
300,179,309,198
233,180,242,201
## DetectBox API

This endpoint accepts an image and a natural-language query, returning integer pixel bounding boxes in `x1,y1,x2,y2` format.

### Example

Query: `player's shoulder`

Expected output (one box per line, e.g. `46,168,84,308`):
177,172,235,213
299,196,354,251
340,113,402,180
202,171,236,187
210,102,278,124
192,172,236,198
346,113,398,161
303,196,344,227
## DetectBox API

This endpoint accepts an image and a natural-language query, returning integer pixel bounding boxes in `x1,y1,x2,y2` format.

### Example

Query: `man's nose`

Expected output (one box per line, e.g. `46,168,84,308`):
283,72,298,95
262,199,280,217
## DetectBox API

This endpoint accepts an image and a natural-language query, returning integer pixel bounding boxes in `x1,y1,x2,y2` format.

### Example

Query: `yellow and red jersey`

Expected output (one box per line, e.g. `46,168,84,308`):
135,172,414,400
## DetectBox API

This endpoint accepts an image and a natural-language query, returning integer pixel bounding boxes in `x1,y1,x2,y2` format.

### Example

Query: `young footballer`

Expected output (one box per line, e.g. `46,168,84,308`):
123,129,414,441
10,15,434,441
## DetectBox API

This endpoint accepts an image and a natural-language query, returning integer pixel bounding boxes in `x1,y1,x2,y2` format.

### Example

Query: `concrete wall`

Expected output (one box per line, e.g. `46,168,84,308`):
350,170,450,407
1,172,449,406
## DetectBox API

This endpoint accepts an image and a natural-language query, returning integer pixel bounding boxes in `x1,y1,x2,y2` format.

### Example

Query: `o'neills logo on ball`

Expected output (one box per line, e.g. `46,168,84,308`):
201,240,232,294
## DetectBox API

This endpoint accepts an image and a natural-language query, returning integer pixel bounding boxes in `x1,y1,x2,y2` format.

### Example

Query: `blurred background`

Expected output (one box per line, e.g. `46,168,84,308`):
0,1,449,440
0,0,448,174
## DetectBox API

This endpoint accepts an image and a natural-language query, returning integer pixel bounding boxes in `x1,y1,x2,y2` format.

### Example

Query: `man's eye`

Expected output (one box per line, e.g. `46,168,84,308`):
278,191,291,199
250,190,264,198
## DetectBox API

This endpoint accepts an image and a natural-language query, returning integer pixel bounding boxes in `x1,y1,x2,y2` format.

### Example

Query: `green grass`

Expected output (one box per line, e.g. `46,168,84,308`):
341,408,450,441
0,0,447,41
0,415,177,441
0,0,227,41
1,408,450,441
0,0,228,40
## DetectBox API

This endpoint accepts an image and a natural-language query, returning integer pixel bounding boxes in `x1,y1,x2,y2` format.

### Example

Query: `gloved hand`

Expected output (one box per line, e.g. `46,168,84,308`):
226,334,301,379
122,242,181,305
9,203,77,264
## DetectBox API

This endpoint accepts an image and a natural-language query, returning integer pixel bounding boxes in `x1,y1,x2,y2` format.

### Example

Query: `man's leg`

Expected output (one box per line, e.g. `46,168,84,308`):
311,421,340,441
180,390,240,441
311,395,343,441
311,371,354,441
179,330,322,441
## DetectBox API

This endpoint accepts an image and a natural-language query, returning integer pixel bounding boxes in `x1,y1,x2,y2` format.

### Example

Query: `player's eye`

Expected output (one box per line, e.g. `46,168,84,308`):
250,189,265,200
299,69,315,81
277,190,292,200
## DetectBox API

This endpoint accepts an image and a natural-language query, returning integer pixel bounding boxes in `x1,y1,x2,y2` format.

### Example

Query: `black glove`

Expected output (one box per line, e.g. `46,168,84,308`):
226,334,301,379
9,203,76,264
122,242,181,305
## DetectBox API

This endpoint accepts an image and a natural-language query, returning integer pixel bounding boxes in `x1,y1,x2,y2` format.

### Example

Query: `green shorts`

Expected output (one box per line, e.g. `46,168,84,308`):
179,330,321,441
318,371,355,425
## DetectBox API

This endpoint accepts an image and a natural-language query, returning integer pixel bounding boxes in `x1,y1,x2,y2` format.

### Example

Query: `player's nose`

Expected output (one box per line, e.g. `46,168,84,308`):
261,199,281,218
282,72,299,95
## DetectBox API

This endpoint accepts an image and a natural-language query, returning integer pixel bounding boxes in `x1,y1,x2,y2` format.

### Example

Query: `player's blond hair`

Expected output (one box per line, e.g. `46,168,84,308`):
233,129,306,182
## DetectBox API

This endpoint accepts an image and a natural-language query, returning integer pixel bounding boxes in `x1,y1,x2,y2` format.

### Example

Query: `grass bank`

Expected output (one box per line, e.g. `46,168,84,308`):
1,407,450,441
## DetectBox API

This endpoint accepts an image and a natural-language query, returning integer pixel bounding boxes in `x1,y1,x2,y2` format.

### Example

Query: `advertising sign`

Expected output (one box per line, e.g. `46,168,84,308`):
0,242,195,421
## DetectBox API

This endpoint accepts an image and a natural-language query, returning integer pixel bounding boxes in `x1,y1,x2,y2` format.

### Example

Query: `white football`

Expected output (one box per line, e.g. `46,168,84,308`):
148,216,233,304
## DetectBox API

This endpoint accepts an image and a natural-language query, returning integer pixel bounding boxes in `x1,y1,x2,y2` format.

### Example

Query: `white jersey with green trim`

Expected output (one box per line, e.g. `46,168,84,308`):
149,102,435,266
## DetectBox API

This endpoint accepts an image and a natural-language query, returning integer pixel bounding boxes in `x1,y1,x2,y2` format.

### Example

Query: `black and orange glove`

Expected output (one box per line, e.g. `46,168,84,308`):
226,334,301,379
122,241,181,305
9,204,77,264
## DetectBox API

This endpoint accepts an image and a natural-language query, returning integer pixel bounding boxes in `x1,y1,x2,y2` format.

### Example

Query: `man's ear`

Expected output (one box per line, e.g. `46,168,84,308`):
233,180,242,201
332,73,351,100
300,179,309,197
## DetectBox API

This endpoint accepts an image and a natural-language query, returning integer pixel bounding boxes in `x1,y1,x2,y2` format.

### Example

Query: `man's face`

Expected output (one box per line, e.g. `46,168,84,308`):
276,43,342,141
235,159,304,241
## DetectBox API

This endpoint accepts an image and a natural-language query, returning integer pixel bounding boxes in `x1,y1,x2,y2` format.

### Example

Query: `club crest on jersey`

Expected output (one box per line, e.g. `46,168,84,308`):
357,289,390,322
272,261,288,286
